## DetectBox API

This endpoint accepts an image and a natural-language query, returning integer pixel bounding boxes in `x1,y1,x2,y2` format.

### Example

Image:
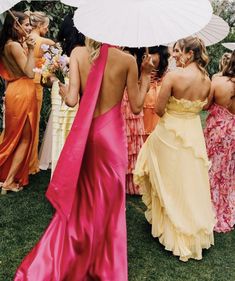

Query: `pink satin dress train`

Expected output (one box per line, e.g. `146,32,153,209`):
14,44,128,281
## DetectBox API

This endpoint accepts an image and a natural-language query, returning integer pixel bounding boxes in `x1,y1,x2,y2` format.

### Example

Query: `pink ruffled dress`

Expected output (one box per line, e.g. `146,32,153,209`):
121,90,145,195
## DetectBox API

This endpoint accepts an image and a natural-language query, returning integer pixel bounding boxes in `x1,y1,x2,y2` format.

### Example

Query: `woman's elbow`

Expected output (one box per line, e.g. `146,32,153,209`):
130,105,142,115
155,108,164,117
26,72,34,79
65,99,78,108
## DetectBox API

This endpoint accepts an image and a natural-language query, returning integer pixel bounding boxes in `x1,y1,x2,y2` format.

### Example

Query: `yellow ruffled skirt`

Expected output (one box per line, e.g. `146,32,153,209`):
134,112,216,261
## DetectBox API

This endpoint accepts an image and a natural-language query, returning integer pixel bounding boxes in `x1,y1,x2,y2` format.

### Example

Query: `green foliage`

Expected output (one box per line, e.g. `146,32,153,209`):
207,31,235,77
207,0,235,77
13,0,75,40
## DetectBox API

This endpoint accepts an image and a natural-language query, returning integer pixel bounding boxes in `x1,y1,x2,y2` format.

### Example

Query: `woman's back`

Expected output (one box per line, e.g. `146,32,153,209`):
74,46,135,117
2,41,26,79
170,64,210,102
211,76,235,114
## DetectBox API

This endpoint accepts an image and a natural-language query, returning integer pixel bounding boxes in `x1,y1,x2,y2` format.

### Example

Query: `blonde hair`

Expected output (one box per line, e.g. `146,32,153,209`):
25,11,49,29
177,36,209,77
85,37,102,63
219,52,231,72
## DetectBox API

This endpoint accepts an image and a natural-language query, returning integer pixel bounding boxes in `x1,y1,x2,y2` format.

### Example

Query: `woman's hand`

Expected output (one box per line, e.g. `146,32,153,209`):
59,82,69,102
25,34,36,50
141,54,154,75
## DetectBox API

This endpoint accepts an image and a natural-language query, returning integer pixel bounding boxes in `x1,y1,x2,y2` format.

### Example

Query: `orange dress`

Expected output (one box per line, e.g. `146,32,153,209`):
0,60,38,186
143,78,162,141
29,36,44,174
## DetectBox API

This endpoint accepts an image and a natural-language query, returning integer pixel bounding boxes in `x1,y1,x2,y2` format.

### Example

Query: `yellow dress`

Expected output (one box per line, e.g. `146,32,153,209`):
39,80,78,175
134,96,216,262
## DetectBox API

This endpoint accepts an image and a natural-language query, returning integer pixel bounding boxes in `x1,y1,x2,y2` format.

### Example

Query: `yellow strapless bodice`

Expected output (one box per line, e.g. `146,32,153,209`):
166,96,207,117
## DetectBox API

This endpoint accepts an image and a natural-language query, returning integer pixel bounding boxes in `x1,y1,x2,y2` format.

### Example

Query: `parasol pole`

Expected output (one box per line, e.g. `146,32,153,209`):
145,47,149,55
8,10,28,36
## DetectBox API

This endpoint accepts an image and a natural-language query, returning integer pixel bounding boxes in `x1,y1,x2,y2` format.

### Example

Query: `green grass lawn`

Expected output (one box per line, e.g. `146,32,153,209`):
0,171,234,281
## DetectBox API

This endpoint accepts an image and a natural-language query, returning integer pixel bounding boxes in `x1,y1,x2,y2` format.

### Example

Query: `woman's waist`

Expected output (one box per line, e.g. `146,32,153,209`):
165,109,199,119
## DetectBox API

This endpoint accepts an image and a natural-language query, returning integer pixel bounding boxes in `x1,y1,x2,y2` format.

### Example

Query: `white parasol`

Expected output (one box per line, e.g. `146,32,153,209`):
0,0,19,13
72,0,213,47
222,42,235,51
60,0,80,7
193,14,230,46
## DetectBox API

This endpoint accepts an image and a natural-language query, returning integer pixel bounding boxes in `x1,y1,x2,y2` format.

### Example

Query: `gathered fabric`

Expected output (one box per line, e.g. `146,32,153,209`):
134,96,216,262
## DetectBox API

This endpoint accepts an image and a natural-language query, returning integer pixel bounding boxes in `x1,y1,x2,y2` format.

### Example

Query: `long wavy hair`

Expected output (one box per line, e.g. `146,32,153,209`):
85,37,102,63
0,11,29,56
177,36,209,77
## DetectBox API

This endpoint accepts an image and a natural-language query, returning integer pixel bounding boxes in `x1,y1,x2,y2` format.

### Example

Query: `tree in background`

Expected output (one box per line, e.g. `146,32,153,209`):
207,0,235,75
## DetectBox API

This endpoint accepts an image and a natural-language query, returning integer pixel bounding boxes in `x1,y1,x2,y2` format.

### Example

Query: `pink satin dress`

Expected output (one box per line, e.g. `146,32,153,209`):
14,44,128,281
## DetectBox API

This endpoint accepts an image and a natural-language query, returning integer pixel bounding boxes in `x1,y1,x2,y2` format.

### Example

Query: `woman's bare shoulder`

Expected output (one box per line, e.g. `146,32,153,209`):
5,41,21,49
5,41,23,56
212,75,233,85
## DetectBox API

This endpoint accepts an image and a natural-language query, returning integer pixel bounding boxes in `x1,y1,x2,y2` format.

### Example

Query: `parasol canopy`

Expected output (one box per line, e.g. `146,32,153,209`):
73,0,213,47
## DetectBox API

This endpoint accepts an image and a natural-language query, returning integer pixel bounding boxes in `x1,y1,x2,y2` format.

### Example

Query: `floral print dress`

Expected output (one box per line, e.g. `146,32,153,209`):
204,103,235,232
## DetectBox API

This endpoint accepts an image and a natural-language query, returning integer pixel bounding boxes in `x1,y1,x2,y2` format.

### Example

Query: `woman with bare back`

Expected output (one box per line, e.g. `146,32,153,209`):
204,50,235,233
0,11,37,194
14,38,153,280
134,36,216,262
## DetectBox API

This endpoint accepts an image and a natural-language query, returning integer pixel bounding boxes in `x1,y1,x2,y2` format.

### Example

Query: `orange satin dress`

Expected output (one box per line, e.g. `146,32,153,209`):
0,60,38,186
29,36,44,174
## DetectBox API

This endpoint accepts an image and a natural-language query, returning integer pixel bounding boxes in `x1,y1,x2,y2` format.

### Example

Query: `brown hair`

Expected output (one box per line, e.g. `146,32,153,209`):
0,11,29,56
177,36,209,77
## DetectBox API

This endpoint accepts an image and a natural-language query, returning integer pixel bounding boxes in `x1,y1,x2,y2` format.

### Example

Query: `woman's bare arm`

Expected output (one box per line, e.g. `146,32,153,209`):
155,72,173,117
203,79,214,110
9,38,35,78
127,55,153,114
59,47,80,107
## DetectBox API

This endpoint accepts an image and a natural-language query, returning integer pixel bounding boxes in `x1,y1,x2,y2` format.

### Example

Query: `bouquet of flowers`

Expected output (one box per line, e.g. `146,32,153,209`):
34,43,69,84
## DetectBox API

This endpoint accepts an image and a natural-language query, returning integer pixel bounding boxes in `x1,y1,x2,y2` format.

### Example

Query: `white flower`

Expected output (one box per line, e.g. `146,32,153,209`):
33,67,43,74
41,44,50,52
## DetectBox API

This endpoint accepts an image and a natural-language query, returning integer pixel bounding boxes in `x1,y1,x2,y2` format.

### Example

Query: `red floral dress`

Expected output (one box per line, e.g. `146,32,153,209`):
204,103,235,232
121,90,145,195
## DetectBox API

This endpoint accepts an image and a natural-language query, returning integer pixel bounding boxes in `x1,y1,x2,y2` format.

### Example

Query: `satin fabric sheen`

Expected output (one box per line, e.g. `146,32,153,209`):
14,44,128,280
29,36,45,175
0,61,37,186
